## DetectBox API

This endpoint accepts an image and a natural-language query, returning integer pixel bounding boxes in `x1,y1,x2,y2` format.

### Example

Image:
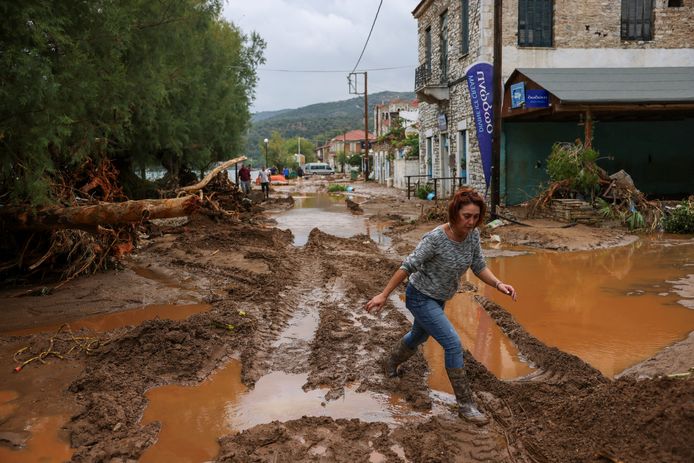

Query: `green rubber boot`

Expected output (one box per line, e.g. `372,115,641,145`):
446,367,489,426
384,339,417,377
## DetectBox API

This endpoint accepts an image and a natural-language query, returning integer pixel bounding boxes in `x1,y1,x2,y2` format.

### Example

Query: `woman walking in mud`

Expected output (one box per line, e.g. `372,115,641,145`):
365,187,517,425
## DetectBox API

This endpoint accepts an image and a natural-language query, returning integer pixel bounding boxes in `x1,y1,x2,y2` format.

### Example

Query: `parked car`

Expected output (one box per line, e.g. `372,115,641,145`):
303,162,335,175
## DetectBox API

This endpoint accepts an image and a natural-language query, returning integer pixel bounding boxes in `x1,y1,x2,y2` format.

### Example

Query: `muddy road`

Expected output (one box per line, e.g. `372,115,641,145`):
1,179,692,462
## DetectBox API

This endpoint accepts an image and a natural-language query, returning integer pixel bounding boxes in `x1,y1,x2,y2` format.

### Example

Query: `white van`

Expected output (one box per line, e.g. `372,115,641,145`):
303,162,335,175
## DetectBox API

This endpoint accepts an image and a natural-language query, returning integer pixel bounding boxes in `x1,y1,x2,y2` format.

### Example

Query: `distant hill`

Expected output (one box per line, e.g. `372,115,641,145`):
246,90,415,160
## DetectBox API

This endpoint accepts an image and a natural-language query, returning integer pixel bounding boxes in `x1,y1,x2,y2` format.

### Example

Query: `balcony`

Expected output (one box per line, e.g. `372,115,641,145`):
414,63,449,105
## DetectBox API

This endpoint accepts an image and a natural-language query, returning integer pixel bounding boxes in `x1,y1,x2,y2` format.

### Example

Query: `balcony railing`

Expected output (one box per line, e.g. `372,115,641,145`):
414,63,431,91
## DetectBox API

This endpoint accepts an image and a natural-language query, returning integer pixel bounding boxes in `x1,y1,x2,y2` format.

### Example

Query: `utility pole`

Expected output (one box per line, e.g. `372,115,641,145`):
491,0,503,218
364,71,369,180
348,71,369,181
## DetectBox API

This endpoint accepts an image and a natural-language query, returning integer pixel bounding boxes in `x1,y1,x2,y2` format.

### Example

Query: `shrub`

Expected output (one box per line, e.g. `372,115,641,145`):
416,183,433,200
663,200,694,234
327,183,347,192
546,142,601,198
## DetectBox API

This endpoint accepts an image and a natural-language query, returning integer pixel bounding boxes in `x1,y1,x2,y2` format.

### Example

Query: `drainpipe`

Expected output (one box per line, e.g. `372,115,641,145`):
491,0,503,219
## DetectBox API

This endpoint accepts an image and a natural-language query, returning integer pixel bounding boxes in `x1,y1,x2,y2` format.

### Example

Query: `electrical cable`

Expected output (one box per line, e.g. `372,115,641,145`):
350,0,384,74
258,64,414,73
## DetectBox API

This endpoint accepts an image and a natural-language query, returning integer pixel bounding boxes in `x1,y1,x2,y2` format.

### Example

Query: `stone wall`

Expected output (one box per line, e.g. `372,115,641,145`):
414,0,693,204
416,0,490,197
502,0,694,48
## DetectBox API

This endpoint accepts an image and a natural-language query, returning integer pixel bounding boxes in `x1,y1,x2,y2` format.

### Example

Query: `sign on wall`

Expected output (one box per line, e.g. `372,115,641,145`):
464,61,493,188
526,89,549,108
511,82,525,109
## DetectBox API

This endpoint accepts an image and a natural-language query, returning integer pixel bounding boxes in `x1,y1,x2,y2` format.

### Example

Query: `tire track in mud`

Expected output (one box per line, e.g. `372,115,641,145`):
26,212,691,463
472,295,693,463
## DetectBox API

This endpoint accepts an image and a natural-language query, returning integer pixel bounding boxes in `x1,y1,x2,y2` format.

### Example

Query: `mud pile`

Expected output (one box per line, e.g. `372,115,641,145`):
2,208,692,462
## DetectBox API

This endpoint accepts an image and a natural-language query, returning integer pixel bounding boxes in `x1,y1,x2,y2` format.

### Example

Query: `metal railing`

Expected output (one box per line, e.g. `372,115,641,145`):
406,175,468,200
414,63,431,91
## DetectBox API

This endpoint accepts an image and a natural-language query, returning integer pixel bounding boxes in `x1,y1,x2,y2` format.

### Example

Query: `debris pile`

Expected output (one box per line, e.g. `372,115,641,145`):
531,141,663,230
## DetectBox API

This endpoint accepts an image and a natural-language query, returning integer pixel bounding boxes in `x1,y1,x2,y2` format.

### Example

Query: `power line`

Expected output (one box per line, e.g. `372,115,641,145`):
257,65,414,74
350,0,384,74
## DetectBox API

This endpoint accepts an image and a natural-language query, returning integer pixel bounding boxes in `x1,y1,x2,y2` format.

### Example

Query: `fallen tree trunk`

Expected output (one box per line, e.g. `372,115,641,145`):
2,195,201,232
176,156,247,195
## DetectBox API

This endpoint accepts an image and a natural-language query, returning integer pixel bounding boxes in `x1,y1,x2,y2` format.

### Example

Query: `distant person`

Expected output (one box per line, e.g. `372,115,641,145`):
365,187,517,426
270,166,278,175
258,166,271,199
238,163,251,194
282,167,289,178
297,166,304,179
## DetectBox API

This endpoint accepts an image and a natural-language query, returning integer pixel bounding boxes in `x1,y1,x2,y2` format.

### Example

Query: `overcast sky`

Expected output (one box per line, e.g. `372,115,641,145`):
223,0,421,112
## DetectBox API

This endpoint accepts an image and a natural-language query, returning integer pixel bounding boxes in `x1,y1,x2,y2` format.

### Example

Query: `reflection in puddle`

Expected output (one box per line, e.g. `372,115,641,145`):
0,415,72,463
481,237,694,377
272,308,319,347
141,362,418,461
229,372,415,431
272,193,391,246
131,265,187,289
5,303,211,336
140,360,246,463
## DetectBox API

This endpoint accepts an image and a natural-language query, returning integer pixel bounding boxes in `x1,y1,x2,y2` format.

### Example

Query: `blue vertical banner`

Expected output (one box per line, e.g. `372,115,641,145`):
465,62,494,187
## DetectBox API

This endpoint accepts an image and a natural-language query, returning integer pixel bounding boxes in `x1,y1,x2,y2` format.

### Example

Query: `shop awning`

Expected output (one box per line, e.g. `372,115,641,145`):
502,67,694,121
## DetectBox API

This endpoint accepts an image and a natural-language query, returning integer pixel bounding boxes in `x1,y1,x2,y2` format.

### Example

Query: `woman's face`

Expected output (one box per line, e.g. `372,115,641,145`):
454,203,481,232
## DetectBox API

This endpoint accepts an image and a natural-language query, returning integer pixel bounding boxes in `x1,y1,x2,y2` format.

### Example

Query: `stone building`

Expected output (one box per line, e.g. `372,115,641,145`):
372,98,419,185
412,0,694,203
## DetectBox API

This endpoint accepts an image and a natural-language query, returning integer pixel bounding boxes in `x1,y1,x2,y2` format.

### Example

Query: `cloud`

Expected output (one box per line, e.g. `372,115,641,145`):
223,0,420,111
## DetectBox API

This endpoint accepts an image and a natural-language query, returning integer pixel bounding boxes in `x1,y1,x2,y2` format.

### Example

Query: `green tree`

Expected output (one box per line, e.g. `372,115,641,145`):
0,0,265,205
284,137,316,165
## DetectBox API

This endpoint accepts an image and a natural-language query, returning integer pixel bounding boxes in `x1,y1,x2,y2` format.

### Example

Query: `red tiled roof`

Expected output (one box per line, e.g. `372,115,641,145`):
331,130,376,142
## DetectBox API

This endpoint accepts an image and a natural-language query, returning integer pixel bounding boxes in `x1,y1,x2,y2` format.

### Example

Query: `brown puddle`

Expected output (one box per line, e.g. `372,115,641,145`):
393,291,533,390
479,237,694,377
0,415,72,462
229,371,416,430
140,360,246,463
422,292,534,394
5,303,211,336
272,193,391,246
0,390,19,421
141,362,418,461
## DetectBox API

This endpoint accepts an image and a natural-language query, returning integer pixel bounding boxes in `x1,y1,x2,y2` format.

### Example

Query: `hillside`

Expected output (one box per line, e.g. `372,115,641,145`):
246,90,415,159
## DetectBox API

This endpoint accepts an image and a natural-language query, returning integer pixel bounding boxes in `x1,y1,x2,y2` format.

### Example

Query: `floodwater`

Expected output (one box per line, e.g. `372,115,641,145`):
479,236,694,377
0,303,210,461
139,360,247,463
141,362,416,462
4,303,211,336
423,292,535,394
0,415,72,463
272,193,390,247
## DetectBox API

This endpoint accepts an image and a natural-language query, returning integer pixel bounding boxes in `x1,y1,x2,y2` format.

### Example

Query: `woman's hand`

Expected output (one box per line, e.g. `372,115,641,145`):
365,293,388,313
496,282,517,301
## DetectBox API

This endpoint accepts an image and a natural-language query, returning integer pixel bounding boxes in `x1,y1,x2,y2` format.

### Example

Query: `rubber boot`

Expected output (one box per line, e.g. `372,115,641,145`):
446,367,489,426
384,339,417,377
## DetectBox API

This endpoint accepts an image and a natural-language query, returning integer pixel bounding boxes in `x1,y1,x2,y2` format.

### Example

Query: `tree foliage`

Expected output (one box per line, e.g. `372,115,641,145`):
0,0,265,205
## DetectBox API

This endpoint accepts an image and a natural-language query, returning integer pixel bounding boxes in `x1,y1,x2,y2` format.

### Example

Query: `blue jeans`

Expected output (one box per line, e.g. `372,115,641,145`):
403,283,464,369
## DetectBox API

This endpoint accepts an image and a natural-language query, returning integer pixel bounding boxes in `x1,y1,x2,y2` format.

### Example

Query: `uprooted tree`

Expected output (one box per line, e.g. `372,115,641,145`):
0,1,265,284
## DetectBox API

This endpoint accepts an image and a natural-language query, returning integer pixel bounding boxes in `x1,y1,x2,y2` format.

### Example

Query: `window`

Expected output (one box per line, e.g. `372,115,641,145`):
425,27,432,71
426,137,433,177
440,10,449,79
621,0,654,40
461,0,469,55
518,0,553,47
668,0,683,7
